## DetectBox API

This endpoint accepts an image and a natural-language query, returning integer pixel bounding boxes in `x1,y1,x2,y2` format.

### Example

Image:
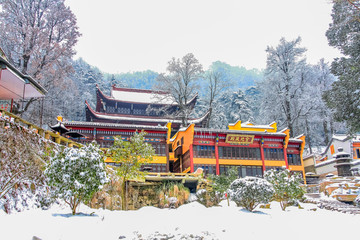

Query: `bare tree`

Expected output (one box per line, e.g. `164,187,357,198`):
0,0,80,123
204,70,231,127
155,53,203,126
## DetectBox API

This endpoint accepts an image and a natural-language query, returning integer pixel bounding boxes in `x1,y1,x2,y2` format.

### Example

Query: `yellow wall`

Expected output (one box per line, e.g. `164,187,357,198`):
264,160,286,167
171,124,195,155
353,142,360,159
193,158,217,165
219,159,263,166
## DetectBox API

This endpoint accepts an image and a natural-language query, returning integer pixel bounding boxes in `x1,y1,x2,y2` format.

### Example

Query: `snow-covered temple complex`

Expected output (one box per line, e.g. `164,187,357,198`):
64,85,306,180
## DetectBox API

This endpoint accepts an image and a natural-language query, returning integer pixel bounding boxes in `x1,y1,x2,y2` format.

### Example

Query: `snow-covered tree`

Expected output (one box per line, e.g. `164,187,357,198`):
228,177,274,212
206,89,253,129
45,142,108,215
155,53,203,126
259,37,310,136
106,131,155,210
324,0,360,133
0,0,80,124
202,69,231,127
264,169,304,211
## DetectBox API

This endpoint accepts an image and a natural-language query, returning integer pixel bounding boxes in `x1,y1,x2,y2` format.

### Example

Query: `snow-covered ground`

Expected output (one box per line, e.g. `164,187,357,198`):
1,200,360,240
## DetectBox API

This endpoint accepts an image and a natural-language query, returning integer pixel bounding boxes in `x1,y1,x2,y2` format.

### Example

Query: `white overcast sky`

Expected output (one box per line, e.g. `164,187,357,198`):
65,0,341,74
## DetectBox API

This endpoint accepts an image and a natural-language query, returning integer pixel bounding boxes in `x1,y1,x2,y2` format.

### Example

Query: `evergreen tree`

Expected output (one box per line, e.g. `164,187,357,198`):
259,37,314,137
324,0,360,133
45,142,108,215
106,131,155,210
264,169,304,211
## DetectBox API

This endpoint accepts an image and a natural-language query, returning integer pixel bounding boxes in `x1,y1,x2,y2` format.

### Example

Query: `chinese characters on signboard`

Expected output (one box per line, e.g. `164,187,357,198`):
225,134,254,145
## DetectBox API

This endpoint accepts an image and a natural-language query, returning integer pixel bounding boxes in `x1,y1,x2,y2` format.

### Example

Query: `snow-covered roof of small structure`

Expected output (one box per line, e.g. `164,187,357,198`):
332,134,350,141
315,158,338,167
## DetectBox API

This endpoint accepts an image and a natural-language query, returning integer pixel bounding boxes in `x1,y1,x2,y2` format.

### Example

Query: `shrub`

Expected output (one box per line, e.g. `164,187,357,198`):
157,182,190,208
264,169,305,211
229,177,274,212
196,178,222,207
45,142,108,215
208,167,238,197
0,118,55,213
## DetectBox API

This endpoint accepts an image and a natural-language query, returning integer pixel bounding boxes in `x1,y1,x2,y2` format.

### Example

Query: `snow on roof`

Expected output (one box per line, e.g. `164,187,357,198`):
111,87,176,105
332,134,350,141
315,158,338,167
193,127,287,137
228,121,275,130
63,121,168,130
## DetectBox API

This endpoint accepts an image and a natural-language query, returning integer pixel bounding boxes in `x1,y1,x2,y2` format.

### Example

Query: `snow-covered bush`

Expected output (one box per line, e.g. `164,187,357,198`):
228,177,274,212
264,169,305,211
1,119,55,213
45,142,108,215
196,179,222,207
355,195,360,207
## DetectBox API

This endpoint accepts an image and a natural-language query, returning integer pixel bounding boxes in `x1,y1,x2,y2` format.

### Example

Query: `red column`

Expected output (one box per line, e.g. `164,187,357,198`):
215,143,220,175
189,144,194,173
260,143,266,173
284,147,289,169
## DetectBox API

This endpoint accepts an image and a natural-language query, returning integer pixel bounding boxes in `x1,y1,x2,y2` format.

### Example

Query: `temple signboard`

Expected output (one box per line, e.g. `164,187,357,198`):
225,134,254,145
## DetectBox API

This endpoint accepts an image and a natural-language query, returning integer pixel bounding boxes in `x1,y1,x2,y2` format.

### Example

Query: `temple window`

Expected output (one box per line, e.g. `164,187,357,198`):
287,154,301,165
218,147,260,160
193,145,215,158
263,148,284,160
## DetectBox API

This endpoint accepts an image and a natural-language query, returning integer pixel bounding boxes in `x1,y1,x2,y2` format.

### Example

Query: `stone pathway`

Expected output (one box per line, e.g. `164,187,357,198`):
304,196,360,214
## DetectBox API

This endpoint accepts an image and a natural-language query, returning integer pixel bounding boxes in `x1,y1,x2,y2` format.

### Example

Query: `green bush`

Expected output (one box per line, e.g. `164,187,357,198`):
229,177,274,212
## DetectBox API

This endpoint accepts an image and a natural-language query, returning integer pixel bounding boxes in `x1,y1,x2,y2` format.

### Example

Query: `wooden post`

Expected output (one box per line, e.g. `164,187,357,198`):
215,143,220,175
45,131,50,140
189,144,194,173
38,129,44,137
260,138,266,173
284,147,289,169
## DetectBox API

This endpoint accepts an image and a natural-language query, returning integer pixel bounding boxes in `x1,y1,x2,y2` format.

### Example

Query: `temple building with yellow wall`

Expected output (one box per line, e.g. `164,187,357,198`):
169,120,306,180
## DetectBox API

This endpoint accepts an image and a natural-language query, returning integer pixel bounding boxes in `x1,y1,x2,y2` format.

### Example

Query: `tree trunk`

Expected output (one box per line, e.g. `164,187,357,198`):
121,180,127,211
305,118,312,154
206,107,212,128
284,80,293,136
280,201,287,211
323,119,329,146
